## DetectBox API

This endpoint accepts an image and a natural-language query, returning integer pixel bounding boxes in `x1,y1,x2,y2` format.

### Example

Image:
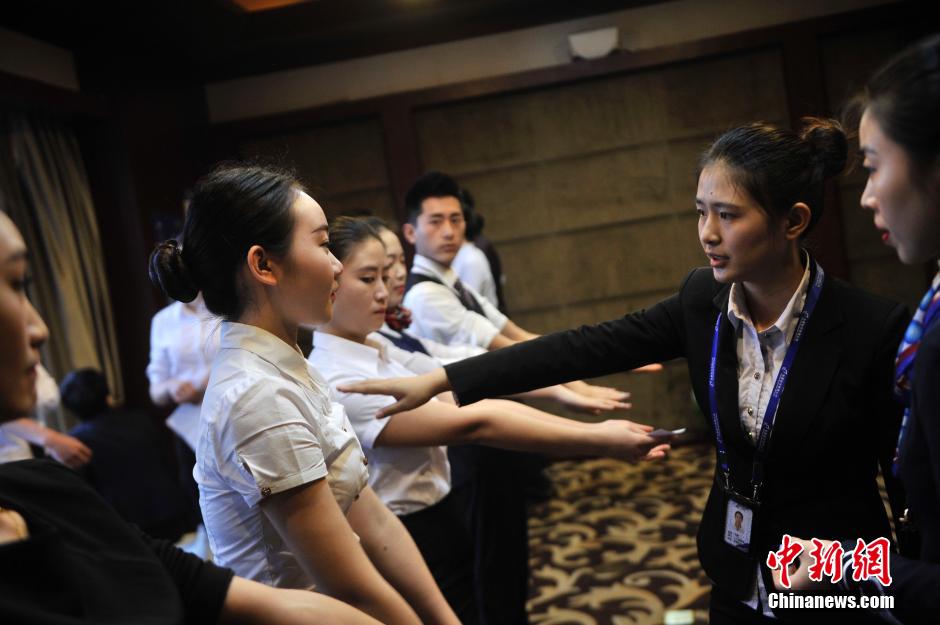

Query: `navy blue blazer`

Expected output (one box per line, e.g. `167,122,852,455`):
870,321,940,624
446,267,908,600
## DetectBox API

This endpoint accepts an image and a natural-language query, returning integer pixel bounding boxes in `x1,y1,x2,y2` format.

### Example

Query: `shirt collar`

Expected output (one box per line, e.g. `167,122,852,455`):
379,322,402,338
727,254,812,340
220,321,313,388
412,254,459,287
312,331,389,376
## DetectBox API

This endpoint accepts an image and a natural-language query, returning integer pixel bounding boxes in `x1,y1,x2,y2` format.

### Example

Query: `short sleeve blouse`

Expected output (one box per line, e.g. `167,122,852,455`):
195,322,369,589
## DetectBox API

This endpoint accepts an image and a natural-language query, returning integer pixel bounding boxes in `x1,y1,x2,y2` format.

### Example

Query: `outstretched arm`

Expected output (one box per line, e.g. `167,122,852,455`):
373,395,669,463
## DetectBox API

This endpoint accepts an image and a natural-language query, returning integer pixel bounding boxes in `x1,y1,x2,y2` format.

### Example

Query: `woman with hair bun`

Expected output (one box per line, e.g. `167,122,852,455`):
342,119,909,624
149,164,460,625
0,206,388,625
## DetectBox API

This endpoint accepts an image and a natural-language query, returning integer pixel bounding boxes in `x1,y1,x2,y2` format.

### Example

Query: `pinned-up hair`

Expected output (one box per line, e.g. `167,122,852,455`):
700,117,848,235
149,164,301,320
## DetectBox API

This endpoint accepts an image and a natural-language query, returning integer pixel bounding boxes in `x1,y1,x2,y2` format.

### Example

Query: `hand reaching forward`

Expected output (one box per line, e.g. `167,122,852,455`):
594,419,670,463
553,384,632,414
339,369,450,418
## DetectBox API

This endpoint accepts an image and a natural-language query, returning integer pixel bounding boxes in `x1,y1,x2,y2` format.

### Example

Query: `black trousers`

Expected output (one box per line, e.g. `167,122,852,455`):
449,445,530,625
709,586,780,625
399,492,479,625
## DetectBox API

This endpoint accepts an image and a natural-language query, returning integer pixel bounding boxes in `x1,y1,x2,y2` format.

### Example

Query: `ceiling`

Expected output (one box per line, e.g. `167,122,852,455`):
1,0,670,86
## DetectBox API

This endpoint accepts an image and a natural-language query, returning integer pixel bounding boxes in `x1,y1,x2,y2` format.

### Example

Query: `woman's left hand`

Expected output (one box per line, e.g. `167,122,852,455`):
563,379,630,402
553,384,632,414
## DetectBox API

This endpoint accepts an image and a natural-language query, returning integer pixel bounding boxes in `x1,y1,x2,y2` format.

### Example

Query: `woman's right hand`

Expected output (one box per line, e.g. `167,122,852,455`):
338,369,451,418
44,431,93,469
595,419,670,463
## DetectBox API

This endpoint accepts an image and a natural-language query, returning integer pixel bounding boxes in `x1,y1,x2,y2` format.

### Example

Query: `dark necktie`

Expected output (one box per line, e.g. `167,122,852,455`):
453,279,485,316
379,330,431,355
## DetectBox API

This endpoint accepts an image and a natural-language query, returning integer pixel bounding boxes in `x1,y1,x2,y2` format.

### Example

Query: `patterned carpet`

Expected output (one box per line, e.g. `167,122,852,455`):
526,443,715,625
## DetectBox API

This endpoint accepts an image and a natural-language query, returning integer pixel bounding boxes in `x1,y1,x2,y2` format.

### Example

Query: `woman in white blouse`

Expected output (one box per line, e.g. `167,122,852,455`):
310,216,669,622
149,164,460,625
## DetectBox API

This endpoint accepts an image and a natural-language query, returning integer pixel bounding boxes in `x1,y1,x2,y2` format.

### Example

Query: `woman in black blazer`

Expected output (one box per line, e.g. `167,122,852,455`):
775,34,940,625
342,118,908,624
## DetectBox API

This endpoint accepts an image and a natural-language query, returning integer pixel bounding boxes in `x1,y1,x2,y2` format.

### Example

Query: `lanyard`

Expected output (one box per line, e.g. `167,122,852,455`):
708,260,825,501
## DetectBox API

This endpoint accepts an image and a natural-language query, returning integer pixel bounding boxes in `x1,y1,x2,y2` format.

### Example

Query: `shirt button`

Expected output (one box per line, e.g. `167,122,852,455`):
746,407,754,416
753,372,760,380
261,486,272,497
362,457,369,466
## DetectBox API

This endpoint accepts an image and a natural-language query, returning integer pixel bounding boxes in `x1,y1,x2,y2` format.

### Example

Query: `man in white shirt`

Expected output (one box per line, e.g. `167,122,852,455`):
401,172,536,351
451,189,504,312
400,172,640,625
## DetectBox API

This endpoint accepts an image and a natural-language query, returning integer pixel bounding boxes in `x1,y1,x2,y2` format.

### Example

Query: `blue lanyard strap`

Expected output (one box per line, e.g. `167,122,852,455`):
708,260,826,500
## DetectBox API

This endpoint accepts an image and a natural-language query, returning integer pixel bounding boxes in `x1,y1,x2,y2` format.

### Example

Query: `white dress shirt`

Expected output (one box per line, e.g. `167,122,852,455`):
196,322,369,589
147,300,219,450
309,331,451,516
404,254,508,348
727,258,811,616
374,323,486,371
452,241,499,308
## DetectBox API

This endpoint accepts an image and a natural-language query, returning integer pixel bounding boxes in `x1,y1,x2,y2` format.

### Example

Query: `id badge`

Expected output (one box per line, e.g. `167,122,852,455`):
722,490,758,553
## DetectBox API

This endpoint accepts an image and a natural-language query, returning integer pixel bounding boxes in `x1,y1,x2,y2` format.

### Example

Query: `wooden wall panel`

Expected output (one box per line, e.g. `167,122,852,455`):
414,50,788,323
820,27,923,308
413,49,790,430
237,117,397,223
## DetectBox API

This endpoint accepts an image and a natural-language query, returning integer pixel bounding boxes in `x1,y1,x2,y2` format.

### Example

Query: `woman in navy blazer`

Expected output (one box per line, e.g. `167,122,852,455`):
775,34,940,625
343,118,909,624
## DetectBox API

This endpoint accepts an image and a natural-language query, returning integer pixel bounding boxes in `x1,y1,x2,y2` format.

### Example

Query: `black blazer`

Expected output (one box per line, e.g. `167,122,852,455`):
874,321,940,624
447,267,908,599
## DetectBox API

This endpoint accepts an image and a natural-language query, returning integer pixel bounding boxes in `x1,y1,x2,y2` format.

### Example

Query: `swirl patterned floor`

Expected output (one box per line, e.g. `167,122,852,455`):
526,443,715,625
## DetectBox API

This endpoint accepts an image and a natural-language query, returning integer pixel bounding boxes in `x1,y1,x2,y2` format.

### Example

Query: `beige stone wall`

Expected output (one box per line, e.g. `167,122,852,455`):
237,117,398,224
414,49,789,429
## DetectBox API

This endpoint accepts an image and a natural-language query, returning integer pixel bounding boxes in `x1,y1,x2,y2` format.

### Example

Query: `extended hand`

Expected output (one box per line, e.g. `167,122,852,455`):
596,419,669,463
339,369,450,418
563,379,630,402
554,384,631,414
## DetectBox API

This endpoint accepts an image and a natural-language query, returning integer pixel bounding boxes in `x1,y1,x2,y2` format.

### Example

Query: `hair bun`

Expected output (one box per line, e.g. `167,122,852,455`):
799,116,848,179
148,239,199,303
